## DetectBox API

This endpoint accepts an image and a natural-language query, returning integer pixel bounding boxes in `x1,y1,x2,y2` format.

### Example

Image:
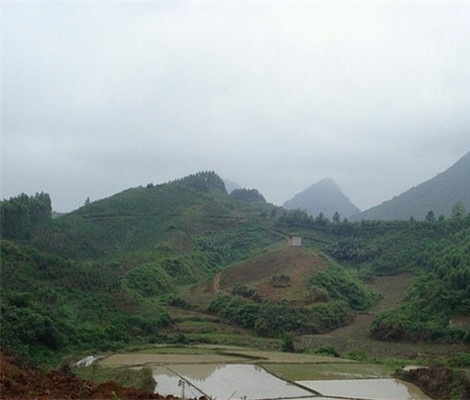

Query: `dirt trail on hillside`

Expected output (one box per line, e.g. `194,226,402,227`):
299,273,469,360
213,272,221,293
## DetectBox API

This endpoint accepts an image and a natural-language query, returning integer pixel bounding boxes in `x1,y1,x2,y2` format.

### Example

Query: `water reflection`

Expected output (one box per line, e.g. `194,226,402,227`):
168,363,227,381
153,364,314,399
297,378,431,400
153,366,204,398
153,364,431,400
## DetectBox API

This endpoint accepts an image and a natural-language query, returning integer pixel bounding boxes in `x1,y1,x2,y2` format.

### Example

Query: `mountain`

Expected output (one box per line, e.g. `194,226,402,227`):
223,179,241,193
283,178,361,219
1,169,469,367
353,151,470,221
30,171,278,263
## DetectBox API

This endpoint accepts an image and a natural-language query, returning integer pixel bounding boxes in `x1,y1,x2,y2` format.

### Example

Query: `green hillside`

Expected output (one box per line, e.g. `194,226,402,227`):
0,240,171,365
1,171,470,367
353,151,470,220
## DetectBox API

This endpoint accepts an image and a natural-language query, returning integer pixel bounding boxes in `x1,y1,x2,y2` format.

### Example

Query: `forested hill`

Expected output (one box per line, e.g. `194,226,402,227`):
283,178,361,219
25,171,278,262
352,151,470,221
1,170,469,367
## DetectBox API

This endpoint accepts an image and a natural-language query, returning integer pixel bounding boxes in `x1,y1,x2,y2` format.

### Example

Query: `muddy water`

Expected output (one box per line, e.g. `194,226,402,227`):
297,378,431,400
153,364,431,400
153,363,315,399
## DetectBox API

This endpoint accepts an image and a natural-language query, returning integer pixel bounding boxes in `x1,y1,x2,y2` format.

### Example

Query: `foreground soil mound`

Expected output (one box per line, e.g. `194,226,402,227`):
397,365,470,400
0,353,180,400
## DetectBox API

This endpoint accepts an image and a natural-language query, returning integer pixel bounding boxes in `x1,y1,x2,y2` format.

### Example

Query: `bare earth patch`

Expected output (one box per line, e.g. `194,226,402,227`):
220,245,328,304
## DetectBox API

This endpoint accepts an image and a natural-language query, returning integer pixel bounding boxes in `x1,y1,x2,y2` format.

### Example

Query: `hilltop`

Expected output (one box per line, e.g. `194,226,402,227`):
283,178,361,219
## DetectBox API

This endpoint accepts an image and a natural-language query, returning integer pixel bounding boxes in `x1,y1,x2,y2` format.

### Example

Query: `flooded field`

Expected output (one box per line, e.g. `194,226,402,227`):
153,364,315,399
98,347,431,400
298,378,431,400
152,363,431,400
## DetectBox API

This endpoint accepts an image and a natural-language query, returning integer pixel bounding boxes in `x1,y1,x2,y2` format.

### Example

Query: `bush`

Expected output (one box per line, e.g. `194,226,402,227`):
271,274,291,288
281,333,295,352
122,264,173,297
309,265,377,311
304,301,352,333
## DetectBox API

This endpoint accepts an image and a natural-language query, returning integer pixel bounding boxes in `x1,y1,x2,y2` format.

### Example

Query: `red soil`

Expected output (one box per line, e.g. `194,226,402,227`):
220,246,328,304
0,353,182,400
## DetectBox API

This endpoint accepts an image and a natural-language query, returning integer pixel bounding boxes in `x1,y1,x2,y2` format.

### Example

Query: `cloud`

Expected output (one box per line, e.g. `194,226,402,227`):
2,2,470,211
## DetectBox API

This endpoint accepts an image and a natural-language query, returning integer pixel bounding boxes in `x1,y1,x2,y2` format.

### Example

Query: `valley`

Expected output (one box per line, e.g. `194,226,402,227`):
1,171,469,399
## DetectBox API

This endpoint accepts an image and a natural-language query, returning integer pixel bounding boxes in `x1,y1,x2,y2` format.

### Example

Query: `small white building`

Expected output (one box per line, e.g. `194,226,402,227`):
290,236,302,247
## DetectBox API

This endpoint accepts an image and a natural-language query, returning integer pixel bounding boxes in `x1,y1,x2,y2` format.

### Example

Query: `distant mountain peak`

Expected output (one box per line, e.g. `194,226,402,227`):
283,178,361,219
352,150,470,220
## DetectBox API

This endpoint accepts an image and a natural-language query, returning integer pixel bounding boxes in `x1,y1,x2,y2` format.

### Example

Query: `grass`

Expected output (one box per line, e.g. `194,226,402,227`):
262,362,396,381
133,346,215,355
73,364,155,392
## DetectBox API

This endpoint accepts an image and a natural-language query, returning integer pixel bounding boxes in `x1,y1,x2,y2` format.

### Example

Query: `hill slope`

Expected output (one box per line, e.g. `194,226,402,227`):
283,178,361,219
32,172,278,262
220,244,329,304
353,151,470,220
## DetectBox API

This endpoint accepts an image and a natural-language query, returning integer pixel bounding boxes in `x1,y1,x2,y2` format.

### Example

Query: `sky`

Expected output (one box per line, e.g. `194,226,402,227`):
2,1,470,213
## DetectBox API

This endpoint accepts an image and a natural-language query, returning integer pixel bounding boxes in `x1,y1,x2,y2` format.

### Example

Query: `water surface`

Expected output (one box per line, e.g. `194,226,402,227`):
297,378,431,400
153,363,314,399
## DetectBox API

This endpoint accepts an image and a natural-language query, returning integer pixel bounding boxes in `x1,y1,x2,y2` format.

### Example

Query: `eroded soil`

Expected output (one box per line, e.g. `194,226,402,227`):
0,353,181,400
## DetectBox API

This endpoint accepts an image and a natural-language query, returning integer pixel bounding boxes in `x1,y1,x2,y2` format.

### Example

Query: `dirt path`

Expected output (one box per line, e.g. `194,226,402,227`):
213,272,221,293
298,273,469,360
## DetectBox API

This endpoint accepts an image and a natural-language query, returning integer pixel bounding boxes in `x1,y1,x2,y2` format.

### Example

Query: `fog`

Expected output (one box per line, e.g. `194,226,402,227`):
2,2,469,212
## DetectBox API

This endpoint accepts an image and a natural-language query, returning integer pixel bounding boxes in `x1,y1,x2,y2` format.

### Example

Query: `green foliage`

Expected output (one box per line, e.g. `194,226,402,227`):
326,239,382,263
230,188,266,202
172,171,226,193
0,241,171,363
162,294,194,309
208,292,354,337
3,168,470,368
308,285,329,302
308,265,377,311
231,283,262,302
310,345,340,358
254,303,303,337
371,227,470,343
270,273,291,288
303,301,352,333
122,263,173,297
281,333,295,352
277,209,316,228
451,201,467,219
0,192,51,240
208,295,302,337
0,292,72,358
74,365,155,392
448,353,470,368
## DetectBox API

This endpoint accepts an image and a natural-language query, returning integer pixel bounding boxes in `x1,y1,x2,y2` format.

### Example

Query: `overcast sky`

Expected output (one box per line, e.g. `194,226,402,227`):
2,2,470,212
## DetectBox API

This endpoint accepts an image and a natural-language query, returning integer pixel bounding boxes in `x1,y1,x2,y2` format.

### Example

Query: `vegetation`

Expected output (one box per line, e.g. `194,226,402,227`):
370,227,470,343
73,364,155,392
0,192,51,241
1,170,469,372
0,240,170,365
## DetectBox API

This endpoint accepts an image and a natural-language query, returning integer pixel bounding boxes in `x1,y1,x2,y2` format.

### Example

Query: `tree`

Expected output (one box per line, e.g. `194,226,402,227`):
333,212,341,224
0,193,51,240
425,210,435,222
451,201,466,219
